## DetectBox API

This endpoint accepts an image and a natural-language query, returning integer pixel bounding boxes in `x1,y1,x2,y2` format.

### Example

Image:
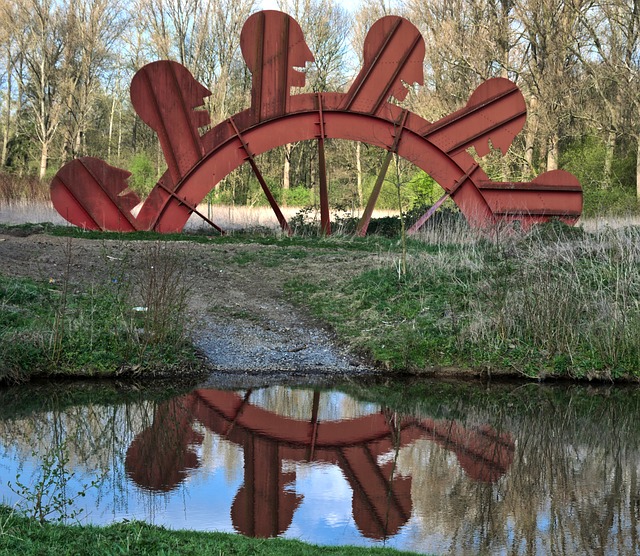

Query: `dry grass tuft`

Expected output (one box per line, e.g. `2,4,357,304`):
450,223,640,377
0,173,49,205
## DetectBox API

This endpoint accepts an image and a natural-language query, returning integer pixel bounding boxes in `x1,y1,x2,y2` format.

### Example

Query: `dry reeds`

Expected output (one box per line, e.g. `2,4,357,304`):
456,223,640,377
132,241,193,350
0,173,49,205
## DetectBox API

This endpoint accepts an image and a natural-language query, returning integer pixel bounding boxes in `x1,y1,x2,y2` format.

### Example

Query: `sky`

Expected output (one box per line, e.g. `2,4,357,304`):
259,0,364,13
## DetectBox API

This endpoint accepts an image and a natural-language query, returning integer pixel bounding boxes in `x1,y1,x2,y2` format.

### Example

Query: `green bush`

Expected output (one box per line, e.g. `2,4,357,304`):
127,153,158,197
283,185,312,206
561,135,638,216
583,187,638,217
288,204,463,238
406,171,449,207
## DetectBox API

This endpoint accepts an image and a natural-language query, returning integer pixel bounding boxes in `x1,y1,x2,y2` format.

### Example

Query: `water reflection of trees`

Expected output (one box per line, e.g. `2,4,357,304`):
0,402,153,472
389,384,640,555
500,395,640,556
0,398,158,514
1,382,639,554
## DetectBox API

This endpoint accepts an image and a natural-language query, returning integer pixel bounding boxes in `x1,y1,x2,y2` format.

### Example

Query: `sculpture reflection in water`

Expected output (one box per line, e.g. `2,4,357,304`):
125,389,514,540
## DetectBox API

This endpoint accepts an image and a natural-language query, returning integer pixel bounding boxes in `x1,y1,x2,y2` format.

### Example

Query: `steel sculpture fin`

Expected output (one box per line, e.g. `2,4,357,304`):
50,157,140,231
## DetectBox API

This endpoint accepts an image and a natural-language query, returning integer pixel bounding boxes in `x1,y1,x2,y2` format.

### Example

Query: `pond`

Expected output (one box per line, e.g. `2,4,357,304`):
0,378,639,555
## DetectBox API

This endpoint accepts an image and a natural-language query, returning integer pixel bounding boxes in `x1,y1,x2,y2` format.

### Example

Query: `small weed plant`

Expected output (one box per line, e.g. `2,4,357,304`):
7,440,101,524
128,241,193,356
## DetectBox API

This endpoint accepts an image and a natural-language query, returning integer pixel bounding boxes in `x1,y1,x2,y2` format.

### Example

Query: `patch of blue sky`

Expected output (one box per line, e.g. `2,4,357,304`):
284,462,363,546
283,461,423,551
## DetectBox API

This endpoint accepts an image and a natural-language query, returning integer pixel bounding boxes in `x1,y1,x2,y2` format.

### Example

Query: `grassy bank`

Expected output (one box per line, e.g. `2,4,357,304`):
2,219,639,382
0,242,200,384
0,506,419,556
286,221,640,380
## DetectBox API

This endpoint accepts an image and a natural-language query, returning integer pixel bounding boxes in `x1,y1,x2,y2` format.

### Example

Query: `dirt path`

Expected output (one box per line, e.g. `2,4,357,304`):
0,230,382,386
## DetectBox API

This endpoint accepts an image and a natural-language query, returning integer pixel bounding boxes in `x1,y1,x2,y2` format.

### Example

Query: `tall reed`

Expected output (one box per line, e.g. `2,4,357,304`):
0,173,49,204
462,223,640,377
289,218,640,378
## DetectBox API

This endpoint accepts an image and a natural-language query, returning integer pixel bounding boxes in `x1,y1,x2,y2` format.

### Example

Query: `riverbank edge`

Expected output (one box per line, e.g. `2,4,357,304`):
0,505,422,556
1,223,639,384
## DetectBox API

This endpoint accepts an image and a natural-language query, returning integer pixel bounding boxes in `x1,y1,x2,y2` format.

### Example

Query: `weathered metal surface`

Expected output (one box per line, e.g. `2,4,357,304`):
343,16,425,116
228,115,291,234
50,9,582,234
50,157,139,231
240,10,315,122
131,60,211,183
125,389,515,539
477,170,583,228
316,94,331,235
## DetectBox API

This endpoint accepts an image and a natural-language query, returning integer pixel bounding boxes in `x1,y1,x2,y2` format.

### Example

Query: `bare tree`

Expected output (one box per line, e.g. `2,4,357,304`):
207,0,255,122
276,0,352,204
277,0,352,92
350,0,394,207
573,1,640,194
0,0,19,167
4,0,72,178
514,0,594,172
125,0,253,183
132,0,254,119
61,0,129,160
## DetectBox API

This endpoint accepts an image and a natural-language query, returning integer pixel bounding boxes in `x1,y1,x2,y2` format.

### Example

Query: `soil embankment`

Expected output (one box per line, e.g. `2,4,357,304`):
0,230,377,387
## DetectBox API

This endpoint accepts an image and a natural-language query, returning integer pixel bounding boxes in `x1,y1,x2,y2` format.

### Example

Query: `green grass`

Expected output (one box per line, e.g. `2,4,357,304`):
0,273,201,384
0,506,421,556
0,221,436,254
4,219,639,381
286,222,640,380
285,266,468,372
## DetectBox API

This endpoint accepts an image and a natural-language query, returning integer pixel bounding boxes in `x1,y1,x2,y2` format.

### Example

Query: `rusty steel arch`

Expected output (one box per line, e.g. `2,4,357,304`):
135,89,508,233
50,10,582,236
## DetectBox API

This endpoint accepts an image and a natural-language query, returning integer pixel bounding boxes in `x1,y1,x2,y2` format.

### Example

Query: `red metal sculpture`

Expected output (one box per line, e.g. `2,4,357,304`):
50,10,582,234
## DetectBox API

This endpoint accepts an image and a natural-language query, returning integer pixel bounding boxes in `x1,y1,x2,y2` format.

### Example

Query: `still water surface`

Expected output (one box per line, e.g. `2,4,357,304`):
0,380,639,555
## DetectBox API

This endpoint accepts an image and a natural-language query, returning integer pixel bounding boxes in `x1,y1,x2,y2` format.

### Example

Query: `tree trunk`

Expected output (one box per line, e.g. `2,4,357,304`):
2,55,11,167
117,101,123,161
282,143,292,206
39,141,48,180
603,128,616,189
356,141,363,208
636,135,640,202
74,129,82,158
132,118,138,152
523,95,537,177
108,93,116,162
546,132,558,172
309,155,316,206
